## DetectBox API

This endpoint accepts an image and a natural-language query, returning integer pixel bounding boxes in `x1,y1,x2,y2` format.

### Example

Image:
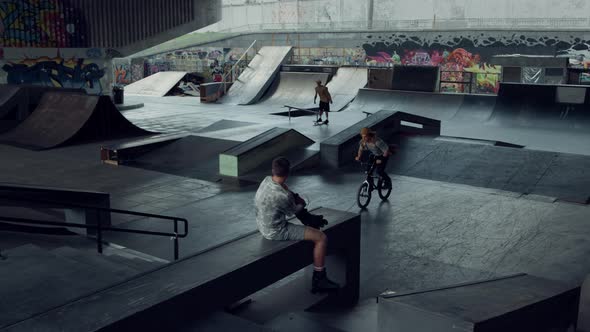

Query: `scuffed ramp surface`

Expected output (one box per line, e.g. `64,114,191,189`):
124,71,187,97
0,85,20,118
0,92,153,150
261,72,329,108
223,46,292,105
489,83,590,131
301,67,367,111
195,120,257,133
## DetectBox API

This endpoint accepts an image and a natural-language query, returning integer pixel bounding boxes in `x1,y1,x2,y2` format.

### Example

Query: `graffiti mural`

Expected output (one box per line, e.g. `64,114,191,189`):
114,64,131,85
0,0,88,47
144,47,255,82
129,58,145,83
294,47,366,66
2,52,105,94
362,31,590,93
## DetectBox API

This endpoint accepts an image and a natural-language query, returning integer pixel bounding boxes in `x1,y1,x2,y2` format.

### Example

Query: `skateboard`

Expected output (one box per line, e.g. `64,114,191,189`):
313,119,329,126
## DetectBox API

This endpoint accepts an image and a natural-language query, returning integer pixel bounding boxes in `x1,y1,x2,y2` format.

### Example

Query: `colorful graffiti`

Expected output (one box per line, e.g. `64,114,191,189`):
129,57,145,83
0,0,87,47
144,47,255,82
2,52,105,94
294,47,366,66
114,64,131,85
364,42,504,93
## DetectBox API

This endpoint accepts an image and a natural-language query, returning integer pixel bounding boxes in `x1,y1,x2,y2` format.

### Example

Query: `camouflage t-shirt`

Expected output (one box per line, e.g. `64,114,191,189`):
359,137,389,156
254,176,302,240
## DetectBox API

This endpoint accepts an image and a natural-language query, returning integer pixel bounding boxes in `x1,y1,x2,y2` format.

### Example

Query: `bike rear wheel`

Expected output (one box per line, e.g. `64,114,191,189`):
377,178,392,200
357,182,372,209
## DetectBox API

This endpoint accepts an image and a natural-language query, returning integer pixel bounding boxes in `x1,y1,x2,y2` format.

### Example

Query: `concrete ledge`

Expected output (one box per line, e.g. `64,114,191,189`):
219,128,314,177
115,103,145,111
378,274,579,332
5,207,360,332
320,110,440,168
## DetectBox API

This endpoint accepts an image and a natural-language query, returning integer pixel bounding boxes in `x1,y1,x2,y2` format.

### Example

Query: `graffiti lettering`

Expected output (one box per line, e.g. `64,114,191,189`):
2,54,105,94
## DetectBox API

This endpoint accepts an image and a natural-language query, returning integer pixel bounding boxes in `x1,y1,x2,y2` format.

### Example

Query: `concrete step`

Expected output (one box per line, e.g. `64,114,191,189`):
103,251,164,273
51,246,140,278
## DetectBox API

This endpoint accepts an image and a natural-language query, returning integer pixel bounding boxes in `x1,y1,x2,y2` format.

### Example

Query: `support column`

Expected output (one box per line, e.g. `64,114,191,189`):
367,0,374,30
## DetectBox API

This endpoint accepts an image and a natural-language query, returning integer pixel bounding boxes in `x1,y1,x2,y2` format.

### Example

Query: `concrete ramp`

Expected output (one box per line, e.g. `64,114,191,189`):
219,128,315,177
300,67,367,112
0,92,153,150
346,88,476,121
489,83,590,131
124,71,187,97
0,85,86,133
223,46,292,105
0,85,20,117
261,72,330,108
320,110,440,168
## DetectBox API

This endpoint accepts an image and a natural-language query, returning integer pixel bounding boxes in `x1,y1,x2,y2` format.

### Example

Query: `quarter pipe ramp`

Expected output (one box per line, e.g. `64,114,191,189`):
0,92,153,150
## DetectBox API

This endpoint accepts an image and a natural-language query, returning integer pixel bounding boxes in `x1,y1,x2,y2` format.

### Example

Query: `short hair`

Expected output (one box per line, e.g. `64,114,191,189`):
272,157,290,177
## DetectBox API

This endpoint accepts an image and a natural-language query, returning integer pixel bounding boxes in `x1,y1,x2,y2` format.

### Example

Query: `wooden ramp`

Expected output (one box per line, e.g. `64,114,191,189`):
0,92,154,150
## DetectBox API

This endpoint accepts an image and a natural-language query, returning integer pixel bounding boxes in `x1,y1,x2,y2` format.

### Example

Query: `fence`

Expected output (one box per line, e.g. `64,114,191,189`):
440,71,502,94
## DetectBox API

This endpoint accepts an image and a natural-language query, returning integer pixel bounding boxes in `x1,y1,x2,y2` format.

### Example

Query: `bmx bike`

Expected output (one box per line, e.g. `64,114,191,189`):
356,155,392,209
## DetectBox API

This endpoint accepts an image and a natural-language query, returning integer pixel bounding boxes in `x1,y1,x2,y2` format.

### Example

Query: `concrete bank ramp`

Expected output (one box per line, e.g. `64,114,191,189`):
124,71,188,97
320,109,440,168
489,82,590,131
261,72,330,108
299,66,368,112
0,92,153,150
346,88,494,121
219,128,316,177
223,46,292,105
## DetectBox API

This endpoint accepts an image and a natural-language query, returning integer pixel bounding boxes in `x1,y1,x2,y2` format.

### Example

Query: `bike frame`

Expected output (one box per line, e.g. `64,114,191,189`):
362,158,381,191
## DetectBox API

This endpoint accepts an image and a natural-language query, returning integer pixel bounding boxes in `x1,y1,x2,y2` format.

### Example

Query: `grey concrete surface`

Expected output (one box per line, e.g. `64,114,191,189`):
0,93,589,330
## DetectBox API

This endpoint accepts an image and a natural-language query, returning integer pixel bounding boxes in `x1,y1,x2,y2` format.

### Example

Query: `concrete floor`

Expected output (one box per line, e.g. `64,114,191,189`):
1,94,589,330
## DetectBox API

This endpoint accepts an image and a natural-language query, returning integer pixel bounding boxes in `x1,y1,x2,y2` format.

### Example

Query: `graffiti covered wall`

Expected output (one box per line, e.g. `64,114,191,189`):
360,31,590,93
145,47,255,83
0,48,109,94
0,0,88,48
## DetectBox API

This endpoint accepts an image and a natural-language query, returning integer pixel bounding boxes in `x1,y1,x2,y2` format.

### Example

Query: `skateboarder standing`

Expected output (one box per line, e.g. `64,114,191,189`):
254,157,340,293
314,80,332,124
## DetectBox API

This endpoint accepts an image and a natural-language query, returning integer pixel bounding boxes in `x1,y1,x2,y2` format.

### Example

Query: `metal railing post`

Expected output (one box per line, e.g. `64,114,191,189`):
96,209,103,254
173,220,179,261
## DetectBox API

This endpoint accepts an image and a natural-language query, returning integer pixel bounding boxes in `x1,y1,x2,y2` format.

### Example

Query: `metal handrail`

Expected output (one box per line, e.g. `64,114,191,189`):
222,39,258,94
0,196,188,260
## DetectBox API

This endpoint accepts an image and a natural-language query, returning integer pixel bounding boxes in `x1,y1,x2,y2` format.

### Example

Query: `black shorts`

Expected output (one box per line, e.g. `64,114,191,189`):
319,101,330,112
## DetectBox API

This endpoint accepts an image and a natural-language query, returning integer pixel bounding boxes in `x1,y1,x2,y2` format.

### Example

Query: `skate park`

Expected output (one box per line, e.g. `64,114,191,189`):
1,1,590,331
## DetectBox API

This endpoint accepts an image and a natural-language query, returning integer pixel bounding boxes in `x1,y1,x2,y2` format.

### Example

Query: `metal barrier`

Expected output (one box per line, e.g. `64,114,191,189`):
0,196,189,260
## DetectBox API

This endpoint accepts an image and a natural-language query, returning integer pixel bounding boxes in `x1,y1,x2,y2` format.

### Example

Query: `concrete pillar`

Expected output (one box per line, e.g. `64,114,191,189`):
367,0,374,30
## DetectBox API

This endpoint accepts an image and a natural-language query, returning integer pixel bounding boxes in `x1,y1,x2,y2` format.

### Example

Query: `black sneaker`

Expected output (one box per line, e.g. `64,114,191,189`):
315,118,323,123
324,119,329,124
311,269,340,293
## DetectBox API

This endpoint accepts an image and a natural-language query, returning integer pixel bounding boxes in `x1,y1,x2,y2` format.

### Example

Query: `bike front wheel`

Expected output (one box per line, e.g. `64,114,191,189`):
377,178,392,200
357,182,372,209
